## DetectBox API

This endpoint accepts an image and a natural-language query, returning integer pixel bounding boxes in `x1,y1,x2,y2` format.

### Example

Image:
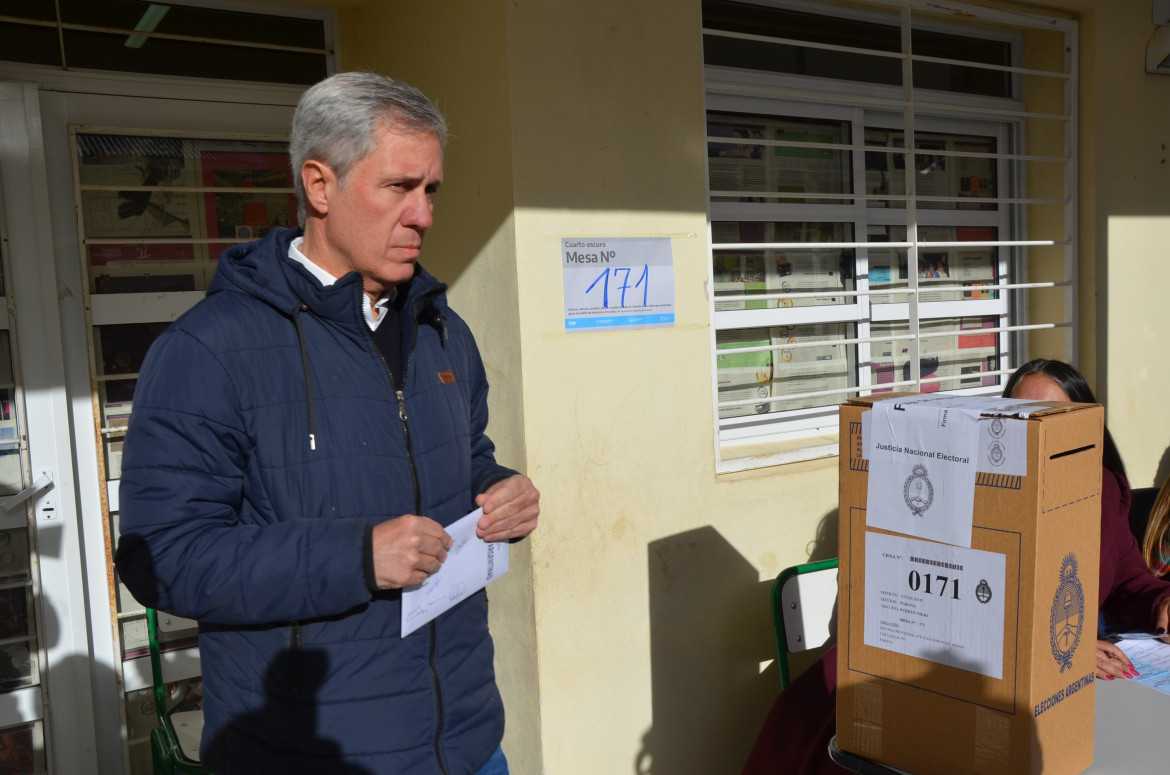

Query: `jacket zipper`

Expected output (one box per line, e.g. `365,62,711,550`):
429,620,445,773
366,285,448,775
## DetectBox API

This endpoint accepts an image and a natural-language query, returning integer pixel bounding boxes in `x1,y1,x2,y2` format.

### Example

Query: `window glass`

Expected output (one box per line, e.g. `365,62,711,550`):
870,316,1001,393
708,113,853,203
713,222,854,308
0,23,60,67
864,130,998,210
0,0,328,85
0,585,37,692
57,0,325,49
717,323,855,417
0,720,45,774
699,0,1072,470
0,330,40,750
73,131,293,666
76,133,296,295
868,225,999,304
703,0,1012,98
62,30,327,85
771,323,854,410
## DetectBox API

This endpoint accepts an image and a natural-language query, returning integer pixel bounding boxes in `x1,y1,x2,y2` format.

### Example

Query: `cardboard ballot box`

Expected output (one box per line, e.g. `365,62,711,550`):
836,394,1104,775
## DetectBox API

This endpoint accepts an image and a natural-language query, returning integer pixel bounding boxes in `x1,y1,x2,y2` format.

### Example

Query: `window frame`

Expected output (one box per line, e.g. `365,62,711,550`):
702,0,1078,473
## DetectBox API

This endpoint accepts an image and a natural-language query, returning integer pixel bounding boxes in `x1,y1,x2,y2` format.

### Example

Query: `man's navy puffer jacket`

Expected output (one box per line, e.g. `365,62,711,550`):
116,227,514,774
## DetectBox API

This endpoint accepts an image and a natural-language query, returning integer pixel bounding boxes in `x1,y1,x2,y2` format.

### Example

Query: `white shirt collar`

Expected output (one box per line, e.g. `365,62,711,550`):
289,236,392,330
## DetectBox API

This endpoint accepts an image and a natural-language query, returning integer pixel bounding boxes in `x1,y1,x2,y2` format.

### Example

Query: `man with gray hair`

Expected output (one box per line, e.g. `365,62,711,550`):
115,71,539,774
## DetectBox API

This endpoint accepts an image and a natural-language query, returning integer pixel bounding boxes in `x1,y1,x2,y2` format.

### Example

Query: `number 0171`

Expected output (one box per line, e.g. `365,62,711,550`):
908,569,960,599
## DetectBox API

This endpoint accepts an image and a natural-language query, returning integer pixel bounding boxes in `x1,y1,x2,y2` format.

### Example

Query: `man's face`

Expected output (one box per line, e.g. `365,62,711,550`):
317,124,443,295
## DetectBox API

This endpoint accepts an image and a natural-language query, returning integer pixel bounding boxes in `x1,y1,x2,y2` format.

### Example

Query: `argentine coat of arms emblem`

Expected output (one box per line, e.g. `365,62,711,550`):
1050,553,1085,673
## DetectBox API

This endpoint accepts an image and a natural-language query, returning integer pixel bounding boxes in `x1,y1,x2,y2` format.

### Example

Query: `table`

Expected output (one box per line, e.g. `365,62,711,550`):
829,679,1167,774
1085,678,1168,773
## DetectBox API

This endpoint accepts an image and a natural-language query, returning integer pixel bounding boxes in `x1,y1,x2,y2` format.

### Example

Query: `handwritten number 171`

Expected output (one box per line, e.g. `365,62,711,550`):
586,265,649,308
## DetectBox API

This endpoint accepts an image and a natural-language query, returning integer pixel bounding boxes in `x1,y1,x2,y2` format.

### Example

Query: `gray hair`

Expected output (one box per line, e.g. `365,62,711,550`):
290,71,448,223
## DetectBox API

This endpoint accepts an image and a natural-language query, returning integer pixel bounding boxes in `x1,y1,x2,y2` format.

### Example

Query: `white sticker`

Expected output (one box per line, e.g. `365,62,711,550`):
976,415,1027,476
864,532,1007,679
866,397,983,547
861,396,1037,477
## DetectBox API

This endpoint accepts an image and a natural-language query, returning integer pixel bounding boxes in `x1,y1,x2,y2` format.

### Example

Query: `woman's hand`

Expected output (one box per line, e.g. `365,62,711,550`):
1155,596,1170,642
1096,640,1138,680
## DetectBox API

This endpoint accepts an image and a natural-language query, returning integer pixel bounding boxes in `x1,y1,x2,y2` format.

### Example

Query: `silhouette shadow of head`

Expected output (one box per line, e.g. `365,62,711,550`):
202,646,375,775
637,526,777,775
116,532,376,773
0,521,122,772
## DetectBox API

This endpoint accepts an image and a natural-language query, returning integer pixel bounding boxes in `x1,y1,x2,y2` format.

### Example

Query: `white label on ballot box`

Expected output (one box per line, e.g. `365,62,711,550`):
866,397,983,548
865,532,1007,679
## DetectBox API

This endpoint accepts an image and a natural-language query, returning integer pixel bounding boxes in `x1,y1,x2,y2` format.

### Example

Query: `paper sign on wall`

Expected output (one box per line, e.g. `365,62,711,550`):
865,531,1007,678
561,237,675,332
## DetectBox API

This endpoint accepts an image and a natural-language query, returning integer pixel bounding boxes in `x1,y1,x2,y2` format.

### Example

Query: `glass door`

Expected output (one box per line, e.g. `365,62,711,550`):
43,89,296,775
0,316,50,774
23,83,297,774
74,126,297,775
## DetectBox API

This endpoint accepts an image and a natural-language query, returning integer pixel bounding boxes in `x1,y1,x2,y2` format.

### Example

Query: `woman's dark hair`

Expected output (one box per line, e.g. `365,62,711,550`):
1002,358,1127,480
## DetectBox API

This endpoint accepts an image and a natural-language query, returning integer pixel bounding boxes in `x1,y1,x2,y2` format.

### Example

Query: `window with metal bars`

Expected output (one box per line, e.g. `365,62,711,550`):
702,0,1077,472
0,0,330,84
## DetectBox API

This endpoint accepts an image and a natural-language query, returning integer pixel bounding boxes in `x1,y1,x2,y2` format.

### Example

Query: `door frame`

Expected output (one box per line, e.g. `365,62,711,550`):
0,80,98,775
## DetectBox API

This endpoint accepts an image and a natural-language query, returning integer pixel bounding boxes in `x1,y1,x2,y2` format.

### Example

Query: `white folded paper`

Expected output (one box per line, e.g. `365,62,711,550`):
401,507,509,637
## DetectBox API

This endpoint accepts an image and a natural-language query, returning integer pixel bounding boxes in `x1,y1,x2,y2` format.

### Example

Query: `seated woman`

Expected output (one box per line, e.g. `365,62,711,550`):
742,358,1170,775
1005,359,1170,657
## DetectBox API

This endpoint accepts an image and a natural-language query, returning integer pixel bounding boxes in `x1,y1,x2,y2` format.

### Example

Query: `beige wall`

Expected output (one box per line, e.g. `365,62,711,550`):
1086,5,1170,488
338,1,544,771
1017,0,1170,487
502,1,838,771
340,0,839,770
332,0,1170,772
1107,213,1170,487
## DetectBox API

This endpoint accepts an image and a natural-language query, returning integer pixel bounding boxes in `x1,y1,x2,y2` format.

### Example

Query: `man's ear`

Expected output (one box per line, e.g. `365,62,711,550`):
301,160,334,217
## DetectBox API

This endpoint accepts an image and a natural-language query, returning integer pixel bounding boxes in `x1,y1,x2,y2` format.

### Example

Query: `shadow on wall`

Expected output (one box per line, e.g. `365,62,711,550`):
0,549,121,774
635,526,784,775
806,509,839,564
1155,445,1170,489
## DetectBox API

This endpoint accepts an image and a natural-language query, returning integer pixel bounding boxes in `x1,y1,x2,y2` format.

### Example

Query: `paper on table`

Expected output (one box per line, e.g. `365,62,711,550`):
1115,637,1170,694
401,508,509,637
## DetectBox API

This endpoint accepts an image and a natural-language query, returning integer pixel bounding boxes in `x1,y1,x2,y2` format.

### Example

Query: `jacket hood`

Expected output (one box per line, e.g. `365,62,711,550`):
208,227,450,325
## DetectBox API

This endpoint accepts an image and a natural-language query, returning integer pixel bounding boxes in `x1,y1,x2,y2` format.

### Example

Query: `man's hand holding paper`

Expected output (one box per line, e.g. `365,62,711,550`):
475,473,540,542
372,513,454,589
402,507,511,637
